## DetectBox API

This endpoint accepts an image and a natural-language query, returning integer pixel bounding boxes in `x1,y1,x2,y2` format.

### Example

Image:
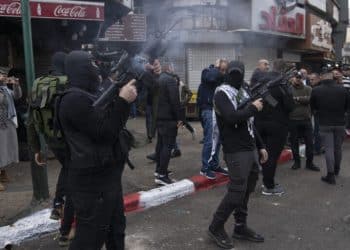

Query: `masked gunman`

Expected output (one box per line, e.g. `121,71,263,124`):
255,60,295,196
208,61,268,249
57,51,138,250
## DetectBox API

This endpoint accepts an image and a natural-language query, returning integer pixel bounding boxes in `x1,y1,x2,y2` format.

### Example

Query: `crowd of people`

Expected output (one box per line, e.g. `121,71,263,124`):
1,51,350,249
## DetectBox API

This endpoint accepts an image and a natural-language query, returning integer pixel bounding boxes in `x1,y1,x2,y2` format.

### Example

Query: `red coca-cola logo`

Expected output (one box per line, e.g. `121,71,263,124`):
0,2,21,16
54,5,86,18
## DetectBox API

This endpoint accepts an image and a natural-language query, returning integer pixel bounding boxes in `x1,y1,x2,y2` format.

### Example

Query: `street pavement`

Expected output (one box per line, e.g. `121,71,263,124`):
13,141,350,249
0,118,203,226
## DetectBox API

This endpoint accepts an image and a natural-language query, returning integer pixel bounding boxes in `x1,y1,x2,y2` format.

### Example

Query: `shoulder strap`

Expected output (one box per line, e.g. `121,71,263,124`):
64,87,97,101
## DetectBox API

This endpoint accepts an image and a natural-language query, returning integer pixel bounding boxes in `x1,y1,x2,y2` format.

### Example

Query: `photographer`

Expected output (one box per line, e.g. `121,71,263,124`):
208,61,267,249
57,50,156,250
255,60,295,196
0,70,22,191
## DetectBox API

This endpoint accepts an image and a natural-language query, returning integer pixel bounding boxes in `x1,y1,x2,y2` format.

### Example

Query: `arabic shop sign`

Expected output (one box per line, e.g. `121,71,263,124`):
252,0,306,38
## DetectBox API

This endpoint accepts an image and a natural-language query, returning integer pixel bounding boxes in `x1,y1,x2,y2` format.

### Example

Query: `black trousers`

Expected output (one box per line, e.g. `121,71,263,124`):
289,119,314,164
69,189,126,250
211,151,259,228
50,146,68,207
50,146,75,236
60,195,75,236
155,121,177,176
256,121,288,189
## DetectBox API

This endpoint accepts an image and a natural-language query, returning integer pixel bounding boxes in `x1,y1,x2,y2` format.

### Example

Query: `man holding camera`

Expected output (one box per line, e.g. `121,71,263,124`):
58,50,160,249
208,61,267,249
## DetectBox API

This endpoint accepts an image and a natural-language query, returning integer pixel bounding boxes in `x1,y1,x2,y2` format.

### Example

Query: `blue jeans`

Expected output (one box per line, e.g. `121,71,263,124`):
201,109,220,172
130,102,137,118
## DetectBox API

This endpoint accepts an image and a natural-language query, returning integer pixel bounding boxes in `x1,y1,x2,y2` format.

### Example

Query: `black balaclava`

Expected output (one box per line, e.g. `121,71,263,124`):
51,52,67,76
65,51,100,94
227,60,245,89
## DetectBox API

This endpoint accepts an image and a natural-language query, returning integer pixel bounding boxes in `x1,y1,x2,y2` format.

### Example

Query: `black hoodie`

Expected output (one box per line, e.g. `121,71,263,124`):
214,61,264,154
310,79,350,126
51,52,67,76
254,71,295,126
58,51,130,192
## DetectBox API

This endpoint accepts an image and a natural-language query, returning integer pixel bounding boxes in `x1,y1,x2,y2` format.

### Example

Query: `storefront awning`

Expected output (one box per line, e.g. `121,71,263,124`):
0,0,104,21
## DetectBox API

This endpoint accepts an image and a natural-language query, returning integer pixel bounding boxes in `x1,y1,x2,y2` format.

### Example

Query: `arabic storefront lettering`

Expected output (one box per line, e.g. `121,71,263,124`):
252,0,306,38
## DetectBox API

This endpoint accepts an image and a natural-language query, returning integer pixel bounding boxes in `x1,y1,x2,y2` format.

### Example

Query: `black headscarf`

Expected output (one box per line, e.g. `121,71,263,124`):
227,60,245,89
65,51,100,94
51,52,67,76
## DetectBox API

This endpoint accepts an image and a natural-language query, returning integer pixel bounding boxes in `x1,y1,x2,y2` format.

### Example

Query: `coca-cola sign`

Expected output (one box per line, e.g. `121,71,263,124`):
0,1,21,16
0,0,104,21
53,5,86,18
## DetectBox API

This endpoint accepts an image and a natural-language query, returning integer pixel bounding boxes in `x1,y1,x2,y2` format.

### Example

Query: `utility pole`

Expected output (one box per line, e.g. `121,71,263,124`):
21,0,49,202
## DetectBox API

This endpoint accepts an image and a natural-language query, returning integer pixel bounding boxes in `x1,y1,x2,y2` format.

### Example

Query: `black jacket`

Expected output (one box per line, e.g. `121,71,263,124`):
255,71,295,126
215,90,265,154
156,72,182,122
310,79,350,126
250,68,264,87
214,61,265,154
58,51,130,192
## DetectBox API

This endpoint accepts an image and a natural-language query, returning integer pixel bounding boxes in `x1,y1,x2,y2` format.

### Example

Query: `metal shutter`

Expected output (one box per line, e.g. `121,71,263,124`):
186,45,236,92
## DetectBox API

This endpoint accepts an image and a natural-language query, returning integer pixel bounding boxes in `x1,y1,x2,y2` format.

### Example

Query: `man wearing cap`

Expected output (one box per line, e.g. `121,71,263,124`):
310,70,350,184
208,60,267,249
289,72,319,171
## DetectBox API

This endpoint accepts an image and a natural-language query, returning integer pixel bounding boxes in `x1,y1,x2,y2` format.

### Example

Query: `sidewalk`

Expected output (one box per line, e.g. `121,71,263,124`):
0,118,211,225
0,117,301,248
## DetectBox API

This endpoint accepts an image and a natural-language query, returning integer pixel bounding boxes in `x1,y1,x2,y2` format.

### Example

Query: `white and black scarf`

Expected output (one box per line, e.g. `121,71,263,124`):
209,84,254,163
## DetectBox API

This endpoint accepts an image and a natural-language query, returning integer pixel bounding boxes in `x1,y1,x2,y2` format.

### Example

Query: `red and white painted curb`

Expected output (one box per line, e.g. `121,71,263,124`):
124,148,295,213
0,148,296,248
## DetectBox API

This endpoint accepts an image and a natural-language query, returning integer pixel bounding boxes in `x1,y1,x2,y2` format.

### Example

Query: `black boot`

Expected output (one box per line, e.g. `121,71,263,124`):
233,224,264,243
171,149,181,158
305,162,320,172
321,173,336,185
208,225,234,249
291,161,301,170
208,216,234,249
334,165,340,176
146,153,157,161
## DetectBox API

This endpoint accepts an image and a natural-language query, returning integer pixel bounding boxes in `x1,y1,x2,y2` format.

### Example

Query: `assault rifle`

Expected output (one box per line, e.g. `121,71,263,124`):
238,67,296,110
92,38,169,109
